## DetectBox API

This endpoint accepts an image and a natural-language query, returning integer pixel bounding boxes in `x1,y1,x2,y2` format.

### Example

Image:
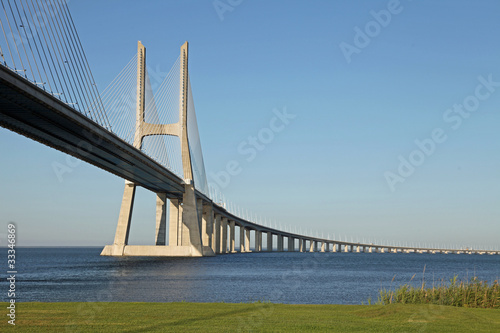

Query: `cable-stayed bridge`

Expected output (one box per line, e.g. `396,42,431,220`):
0,0,497,256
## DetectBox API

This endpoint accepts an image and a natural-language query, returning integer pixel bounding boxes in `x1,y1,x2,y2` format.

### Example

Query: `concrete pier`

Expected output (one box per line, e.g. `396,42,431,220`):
214,214,221,254
278,235,284,252
239,227,246,252
256,231,262,252
221,217,228,254
229,221,236,253
299,239,305,252
245,228,251,253
154,193,167,245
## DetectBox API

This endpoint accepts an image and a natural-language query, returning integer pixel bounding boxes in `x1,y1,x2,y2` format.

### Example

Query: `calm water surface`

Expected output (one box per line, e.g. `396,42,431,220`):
2,247,499,304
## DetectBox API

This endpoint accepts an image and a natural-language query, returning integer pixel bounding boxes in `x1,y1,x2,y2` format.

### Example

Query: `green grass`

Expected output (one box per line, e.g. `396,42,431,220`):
1,301,500,332
378,272,500,308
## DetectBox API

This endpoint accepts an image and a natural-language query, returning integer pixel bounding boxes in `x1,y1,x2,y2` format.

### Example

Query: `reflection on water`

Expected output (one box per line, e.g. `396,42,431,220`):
1,247,499,304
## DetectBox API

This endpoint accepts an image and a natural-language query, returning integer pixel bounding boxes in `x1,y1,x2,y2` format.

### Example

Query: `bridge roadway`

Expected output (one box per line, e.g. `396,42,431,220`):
1,65,498,256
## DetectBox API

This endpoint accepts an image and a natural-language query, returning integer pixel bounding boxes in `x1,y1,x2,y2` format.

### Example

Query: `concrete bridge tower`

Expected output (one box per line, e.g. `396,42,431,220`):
101,41,213,257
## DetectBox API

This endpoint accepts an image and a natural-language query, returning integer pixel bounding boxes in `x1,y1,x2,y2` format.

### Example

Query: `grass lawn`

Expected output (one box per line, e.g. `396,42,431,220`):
1,302,500,332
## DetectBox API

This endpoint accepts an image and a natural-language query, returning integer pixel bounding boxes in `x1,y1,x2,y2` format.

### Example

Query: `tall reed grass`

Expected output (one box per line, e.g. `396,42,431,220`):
377,266,500,308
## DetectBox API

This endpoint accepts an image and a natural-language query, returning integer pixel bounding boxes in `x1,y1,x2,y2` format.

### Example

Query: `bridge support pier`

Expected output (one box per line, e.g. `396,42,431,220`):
229,221,236,253
221,217,228,254
214,214,221,254
105,182,136,256
245,228,251,252
239,227,246,252
202,204,214,255
155,193,167,245
277,235,284,252
267,232,273,251
102,183,208,257
256,231,262,252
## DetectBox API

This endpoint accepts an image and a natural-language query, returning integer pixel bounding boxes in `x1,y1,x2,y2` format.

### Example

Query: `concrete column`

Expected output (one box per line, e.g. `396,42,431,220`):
314,241,319,252
211,212,216,251
111,183,136,255
245,228,251,252
254,231,260,252
229,221,235,253
344,244,349,253
299,239,305,252
356,246,360,253
325,243,330,252
214,214,221,254
239,226,245,252
309,240,314,252
179,185,203,255
221,217,228,254
154,193,167,245
277,235,284,252
196,198,203,238
202,204,214,253
168,198,180,246
256,231,262,252
320,242,325,252
332,243,337,252
267,232,272,251
288,237,294,252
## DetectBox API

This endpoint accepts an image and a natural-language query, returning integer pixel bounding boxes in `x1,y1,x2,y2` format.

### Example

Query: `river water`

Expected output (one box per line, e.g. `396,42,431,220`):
1,247,499,304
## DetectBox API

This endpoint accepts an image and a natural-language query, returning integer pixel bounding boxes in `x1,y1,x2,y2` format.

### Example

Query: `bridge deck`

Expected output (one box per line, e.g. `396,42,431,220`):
0,66,185,197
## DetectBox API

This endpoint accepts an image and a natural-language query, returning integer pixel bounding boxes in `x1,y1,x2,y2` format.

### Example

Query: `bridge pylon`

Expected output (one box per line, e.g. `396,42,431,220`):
101,41,214,257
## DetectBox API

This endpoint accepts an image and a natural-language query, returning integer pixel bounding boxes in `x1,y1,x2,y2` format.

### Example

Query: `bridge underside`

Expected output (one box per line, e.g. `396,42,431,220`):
0,66,184,196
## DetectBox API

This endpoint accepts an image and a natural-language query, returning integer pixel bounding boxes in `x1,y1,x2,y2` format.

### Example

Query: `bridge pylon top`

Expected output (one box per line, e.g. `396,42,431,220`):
130,40,194,185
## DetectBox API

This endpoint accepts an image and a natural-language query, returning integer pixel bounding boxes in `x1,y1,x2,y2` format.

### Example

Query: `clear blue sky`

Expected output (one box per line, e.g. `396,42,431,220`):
1,0,499,249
